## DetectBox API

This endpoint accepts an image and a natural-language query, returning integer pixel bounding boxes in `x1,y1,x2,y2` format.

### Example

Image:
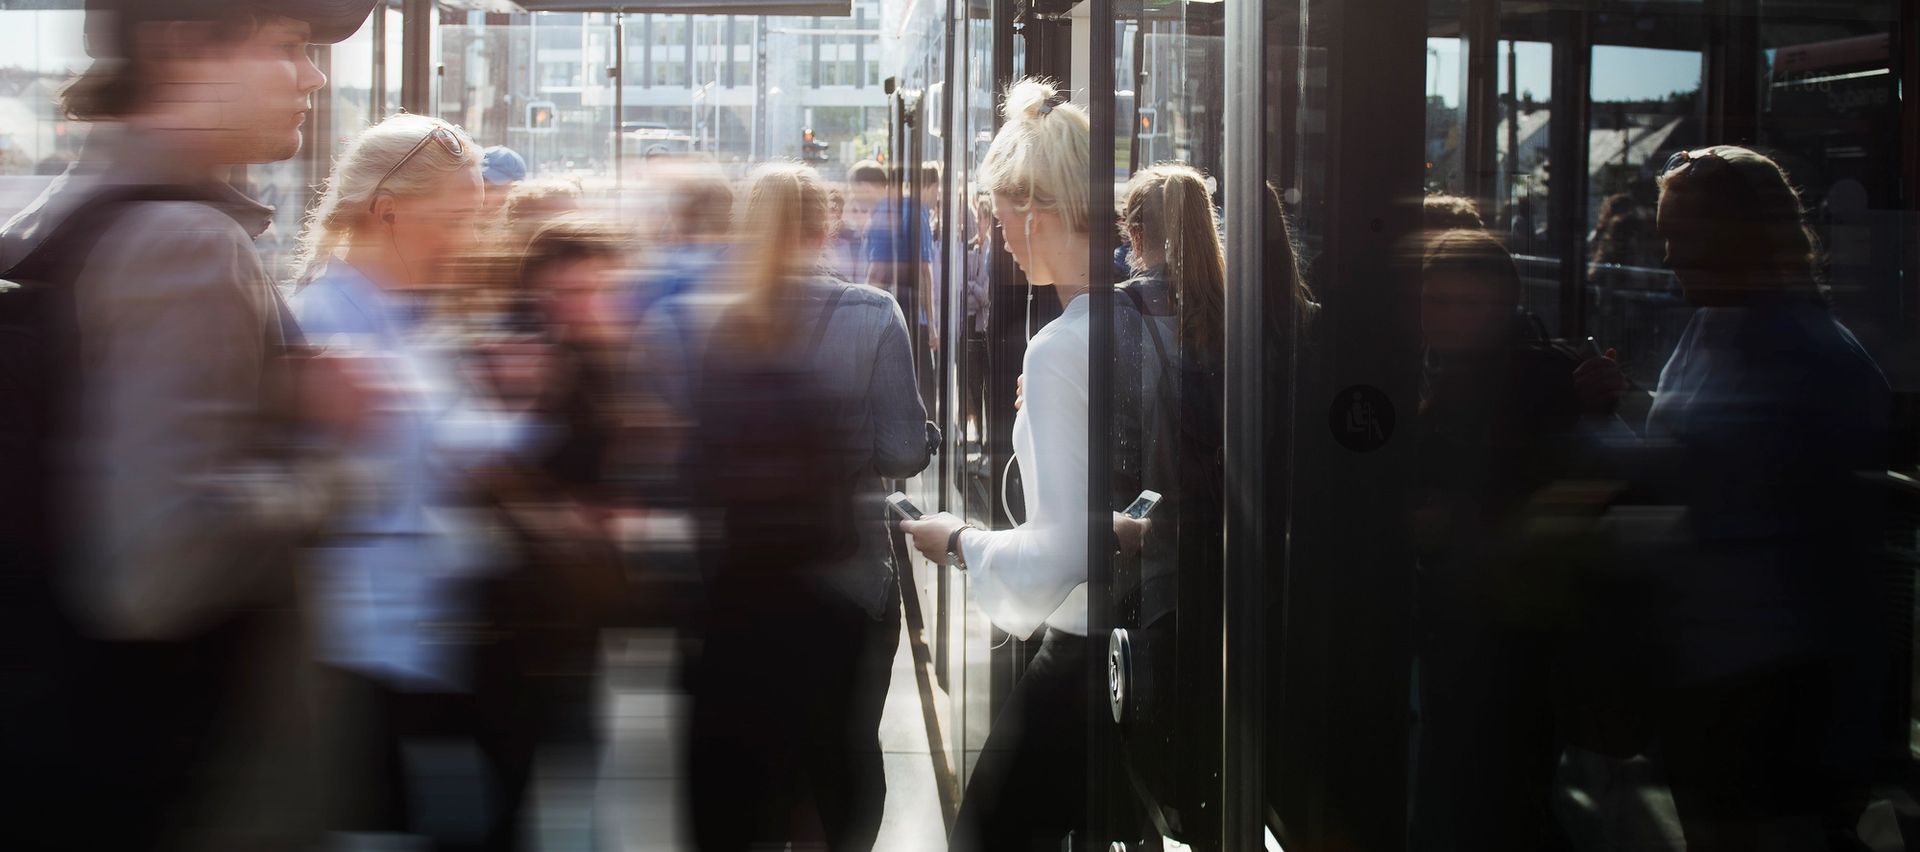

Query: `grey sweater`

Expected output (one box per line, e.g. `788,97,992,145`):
633,274,931,616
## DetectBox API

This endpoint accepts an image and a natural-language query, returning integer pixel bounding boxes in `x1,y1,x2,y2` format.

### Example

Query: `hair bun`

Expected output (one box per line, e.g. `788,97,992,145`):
1004,78,1063,122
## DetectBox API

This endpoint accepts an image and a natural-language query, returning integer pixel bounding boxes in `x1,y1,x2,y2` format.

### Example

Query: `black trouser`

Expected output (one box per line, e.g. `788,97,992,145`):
949,629,1161,852
1657,660,1874,852
0,610,304,852
686,577,902,852
319,669,539,852
1410,618,1568,852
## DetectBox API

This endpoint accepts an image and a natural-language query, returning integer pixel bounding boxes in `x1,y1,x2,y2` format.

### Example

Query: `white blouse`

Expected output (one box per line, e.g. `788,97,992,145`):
959,293,1092,638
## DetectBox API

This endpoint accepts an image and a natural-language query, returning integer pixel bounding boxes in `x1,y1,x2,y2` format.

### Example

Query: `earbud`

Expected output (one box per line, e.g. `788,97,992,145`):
383,212,396,224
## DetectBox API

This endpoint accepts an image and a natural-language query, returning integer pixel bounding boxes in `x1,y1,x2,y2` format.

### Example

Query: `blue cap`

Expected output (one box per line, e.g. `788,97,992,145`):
481,146,527,186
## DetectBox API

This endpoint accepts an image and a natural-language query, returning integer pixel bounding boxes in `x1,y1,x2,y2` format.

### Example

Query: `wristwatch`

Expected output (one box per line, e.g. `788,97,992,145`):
946,524,975,571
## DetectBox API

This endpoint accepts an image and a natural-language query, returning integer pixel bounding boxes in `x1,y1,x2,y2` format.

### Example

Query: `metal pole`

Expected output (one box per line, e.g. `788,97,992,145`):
1549,7,1591,336
400,0,434,116
1505,36,1518,215
1085,0,1116,844
1222,0,1269,843
754,17,769,160
614,12,625,195
370,6,387,122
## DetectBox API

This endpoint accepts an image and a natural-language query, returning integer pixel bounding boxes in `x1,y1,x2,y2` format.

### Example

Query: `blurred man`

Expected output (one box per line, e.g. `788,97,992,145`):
0,1,375,849
847,159,936,358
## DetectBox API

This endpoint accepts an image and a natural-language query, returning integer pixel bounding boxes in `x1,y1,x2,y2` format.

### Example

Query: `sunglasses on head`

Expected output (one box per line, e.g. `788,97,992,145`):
1662,147,1722,176
369,125,465,204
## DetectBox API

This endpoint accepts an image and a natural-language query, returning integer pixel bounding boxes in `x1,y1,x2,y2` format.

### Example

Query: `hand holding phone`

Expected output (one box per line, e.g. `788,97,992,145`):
1123,490,1162,520
886,491,925,521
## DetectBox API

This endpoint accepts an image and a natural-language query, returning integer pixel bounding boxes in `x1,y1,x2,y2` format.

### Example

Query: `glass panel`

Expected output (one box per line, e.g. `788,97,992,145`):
946,0,1017,806
1104,0,1229,845
1583,43,1700,387
441,14,618,185
0,7,90,218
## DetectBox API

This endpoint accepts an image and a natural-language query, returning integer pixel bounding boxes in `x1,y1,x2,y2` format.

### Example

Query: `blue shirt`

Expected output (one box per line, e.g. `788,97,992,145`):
861,201,935,291
293,261,526,690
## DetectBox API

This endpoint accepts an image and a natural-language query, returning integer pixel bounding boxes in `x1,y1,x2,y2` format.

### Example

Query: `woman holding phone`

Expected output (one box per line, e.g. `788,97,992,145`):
898,77,1152,851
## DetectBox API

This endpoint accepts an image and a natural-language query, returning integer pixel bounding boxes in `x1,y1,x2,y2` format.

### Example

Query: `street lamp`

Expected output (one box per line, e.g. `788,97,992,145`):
691,80,716,151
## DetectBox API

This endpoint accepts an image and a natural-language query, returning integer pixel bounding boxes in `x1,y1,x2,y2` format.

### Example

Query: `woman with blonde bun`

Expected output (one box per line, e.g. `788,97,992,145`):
898,77,1158,851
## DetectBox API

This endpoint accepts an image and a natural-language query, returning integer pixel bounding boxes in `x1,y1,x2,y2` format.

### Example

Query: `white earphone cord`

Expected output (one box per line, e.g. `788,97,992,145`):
1001,211,1037,522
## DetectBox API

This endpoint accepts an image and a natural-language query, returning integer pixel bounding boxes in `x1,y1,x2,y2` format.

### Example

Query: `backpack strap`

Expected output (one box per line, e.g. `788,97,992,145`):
3,184,219,285
804,283,851,358
1122,283,1181,417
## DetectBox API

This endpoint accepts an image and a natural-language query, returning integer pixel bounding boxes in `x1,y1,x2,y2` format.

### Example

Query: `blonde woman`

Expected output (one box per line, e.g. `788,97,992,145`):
1636,146,1889,848
896,78,1151,851
288,113,527,844
667,162,929,852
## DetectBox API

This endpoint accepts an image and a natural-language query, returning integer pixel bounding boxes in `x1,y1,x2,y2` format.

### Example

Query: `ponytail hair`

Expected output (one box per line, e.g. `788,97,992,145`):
292,114,481,284
975,77,1090,234
1121,163,1227,354
727,161,832,351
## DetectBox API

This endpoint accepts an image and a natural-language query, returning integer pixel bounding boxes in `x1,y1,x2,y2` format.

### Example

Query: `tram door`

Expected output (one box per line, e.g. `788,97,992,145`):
1245,0,1920,849
1086,0,1240,849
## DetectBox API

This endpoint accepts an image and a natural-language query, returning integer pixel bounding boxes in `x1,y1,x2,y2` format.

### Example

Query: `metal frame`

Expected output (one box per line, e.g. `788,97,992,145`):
1083,0,1118,845
1547,6,1591,338
1220,0,1268,845
401,0,436,115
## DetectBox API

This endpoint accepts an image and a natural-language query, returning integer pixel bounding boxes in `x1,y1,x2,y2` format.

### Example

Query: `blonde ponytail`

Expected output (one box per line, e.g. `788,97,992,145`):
728,162,831,351
1123,163,1227,353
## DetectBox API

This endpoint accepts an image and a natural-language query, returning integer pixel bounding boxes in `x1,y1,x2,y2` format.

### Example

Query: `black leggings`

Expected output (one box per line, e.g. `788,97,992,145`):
950,629,1161,852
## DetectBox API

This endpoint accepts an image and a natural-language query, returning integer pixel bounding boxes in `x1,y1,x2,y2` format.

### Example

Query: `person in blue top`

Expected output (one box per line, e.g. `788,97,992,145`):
845,159,935,299
1631,145,1891,850
480,144,528,217
291,113,535,848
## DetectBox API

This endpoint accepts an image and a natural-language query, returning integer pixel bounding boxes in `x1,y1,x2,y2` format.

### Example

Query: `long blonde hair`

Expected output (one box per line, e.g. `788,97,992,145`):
975,78,1090,234
292,114,481,284
727,162,832,351
1122,163,1228,354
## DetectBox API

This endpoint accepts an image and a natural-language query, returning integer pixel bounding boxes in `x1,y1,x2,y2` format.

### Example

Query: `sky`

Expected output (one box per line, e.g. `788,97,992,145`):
1427,37,1705,107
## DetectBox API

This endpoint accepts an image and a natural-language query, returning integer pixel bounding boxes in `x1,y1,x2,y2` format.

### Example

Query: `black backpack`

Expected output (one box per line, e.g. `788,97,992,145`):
686,284,859,589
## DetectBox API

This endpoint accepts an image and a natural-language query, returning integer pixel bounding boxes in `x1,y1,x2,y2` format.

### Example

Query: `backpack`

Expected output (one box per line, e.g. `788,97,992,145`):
0,185,212,590
686,284,858,591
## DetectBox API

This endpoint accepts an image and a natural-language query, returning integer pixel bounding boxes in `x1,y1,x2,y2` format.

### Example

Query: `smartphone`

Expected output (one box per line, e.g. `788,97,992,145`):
886,491,925,521
1123,490,1163,520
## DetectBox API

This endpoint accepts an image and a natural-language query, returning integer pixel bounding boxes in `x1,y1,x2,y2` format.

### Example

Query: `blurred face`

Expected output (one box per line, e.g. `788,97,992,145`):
847,182,886,230
1422,270,1512,353
538,257,623,342
1656,186,1733,305
158,16,327,165
385,166,484,282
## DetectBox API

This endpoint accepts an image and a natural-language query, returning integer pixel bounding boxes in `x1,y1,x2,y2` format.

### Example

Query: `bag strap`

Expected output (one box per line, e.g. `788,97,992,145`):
3,185,218,285
805,283,850,358
1122,284,1181,417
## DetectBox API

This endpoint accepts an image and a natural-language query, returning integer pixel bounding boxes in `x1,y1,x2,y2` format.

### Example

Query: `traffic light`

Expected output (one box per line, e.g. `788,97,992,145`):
527,100,556,132
802,128,830,164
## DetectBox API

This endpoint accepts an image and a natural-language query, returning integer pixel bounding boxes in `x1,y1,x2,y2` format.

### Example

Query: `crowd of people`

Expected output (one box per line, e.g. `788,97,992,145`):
0,1,1902,852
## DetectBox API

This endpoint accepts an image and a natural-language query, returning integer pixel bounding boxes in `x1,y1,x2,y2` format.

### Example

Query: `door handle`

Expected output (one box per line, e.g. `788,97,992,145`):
1108,627,1131,724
